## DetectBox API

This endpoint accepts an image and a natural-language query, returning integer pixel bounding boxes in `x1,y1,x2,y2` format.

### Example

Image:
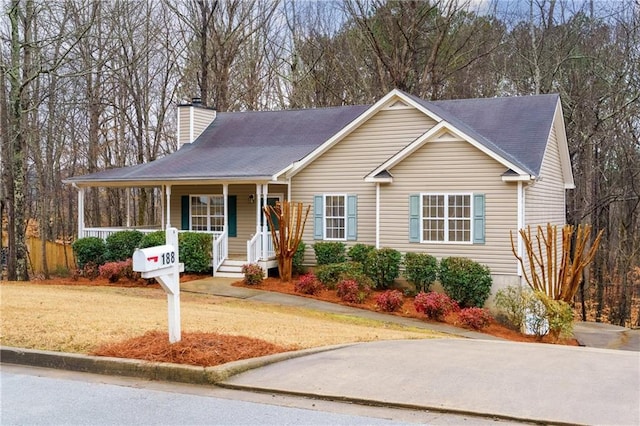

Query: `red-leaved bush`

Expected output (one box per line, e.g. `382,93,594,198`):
413,291,459,321
375,290,404,312
98,259,133,283
241,263,264,285
336,279,370,304
294,273,325,295
457,307,492,329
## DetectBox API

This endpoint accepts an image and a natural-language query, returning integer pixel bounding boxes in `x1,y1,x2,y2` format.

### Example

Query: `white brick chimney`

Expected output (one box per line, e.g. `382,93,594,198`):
177,97,217,146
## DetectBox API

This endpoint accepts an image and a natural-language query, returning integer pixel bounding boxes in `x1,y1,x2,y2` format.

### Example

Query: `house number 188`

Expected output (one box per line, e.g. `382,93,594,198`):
162,251,175,265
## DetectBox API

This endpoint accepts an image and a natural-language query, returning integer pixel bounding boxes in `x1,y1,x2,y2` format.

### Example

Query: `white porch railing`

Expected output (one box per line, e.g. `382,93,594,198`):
82,227,160,240
247,233,261,264
246,231,278,265
212,231,228,276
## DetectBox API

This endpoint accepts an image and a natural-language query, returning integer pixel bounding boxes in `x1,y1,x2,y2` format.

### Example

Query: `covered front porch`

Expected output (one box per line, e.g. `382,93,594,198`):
75,182,288,277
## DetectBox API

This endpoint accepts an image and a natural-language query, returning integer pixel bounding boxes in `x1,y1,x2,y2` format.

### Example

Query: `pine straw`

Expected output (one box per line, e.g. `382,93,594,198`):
92,331,297,367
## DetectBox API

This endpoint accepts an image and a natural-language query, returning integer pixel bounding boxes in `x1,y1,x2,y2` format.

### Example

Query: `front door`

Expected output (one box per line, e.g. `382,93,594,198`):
261,196,281,230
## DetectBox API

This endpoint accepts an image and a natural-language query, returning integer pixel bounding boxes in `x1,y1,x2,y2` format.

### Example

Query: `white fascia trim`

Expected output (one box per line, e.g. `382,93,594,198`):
367,121,530,180
502,174,536,182
286,89,443,178
364,176,393,183
554,99,575,189
272,164,294,181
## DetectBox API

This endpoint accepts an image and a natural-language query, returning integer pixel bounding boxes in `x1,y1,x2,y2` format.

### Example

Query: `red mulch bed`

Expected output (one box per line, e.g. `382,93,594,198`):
233,277,579,346
91,331,297,367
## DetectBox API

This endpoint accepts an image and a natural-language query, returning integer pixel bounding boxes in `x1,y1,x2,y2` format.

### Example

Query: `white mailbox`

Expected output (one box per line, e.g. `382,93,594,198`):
131,227,183,343
133,244,176,273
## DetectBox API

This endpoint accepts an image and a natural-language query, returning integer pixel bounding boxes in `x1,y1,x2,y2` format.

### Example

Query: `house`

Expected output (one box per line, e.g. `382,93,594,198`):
64,89,574,292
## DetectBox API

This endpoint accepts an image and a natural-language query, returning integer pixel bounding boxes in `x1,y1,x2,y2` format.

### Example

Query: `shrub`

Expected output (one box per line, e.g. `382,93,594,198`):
364,248,401,289
313,242,346,265
83,261,100,280
315,261,366,289
72,237,106,269
439,257,492,308
98,261,121,282
179,232,212,273
98,259,136,283
414,291,459,321
494,285,532,331
536,292,574,340
294,273,325,295
139,231,165,248
242,263,264,285
347,243,375,264
292,241,306,275
404,252,439,293
458,307,492,330
105,230,144,262
336,279,371,304
375,290,404,312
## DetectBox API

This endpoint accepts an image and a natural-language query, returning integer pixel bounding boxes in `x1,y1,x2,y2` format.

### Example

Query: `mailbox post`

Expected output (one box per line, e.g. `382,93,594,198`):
133,227,183,343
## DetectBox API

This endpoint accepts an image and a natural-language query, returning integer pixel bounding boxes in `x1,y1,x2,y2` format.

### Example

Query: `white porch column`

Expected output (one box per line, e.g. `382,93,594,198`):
223,183,229,234
262,183,269,258
126,188,131,228
375,183,380,249
165,185,172,229
160,186,165,228
76,185,85,239
255,183,262,234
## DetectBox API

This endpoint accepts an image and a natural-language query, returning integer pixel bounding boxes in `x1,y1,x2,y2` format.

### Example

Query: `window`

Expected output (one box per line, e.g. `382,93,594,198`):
190,195,224,232
409,193,484,244
325,195,346,240
313,194,357,241
422,194,471,242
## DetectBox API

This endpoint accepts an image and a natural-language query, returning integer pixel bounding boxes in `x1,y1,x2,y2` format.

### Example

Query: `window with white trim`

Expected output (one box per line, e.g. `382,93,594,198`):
324,195,346,240
190,195,224,232
422,194,471,242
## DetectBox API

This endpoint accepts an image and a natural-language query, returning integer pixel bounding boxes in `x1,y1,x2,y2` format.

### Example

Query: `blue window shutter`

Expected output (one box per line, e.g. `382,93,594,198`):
409,194,420,243
473,193,485,244
313,195,324,240
181,195,190,230
228,195,237,237
346,195,357,241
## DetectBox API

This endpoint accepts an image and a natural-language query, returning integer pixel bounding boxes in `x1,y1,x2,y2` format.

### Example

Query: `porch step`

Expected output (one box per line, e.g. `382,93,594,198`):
214,259,246,279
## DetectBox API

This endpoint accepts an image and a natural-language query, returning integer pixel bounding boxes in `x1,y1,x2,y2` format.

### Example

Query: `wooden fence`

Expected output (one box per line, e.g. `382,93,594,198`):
27,238,76,274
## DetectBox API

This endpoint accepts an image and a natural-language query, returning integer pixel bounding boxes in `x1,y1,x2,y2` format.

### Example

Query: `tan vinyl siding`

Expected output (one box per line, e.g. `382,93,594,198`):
170,183,283,255
383,139,519,275
177,107,190,145
525,125,566,228
291,107,437,262
523,123,567,283
192,108,216,141
177,106,216,146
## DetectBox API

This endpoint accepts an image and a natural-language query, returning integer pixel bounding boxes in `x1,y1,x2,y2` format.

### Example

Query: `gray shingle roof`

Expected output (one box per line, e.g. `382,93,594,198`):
66,105,369,184
65,92,559,185
408,92,558,175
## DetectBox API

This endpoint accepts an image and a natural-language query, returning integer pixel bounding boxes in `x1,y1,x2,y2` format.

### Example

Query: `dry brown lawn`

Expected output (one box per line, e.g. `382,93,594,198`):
0,282,446,354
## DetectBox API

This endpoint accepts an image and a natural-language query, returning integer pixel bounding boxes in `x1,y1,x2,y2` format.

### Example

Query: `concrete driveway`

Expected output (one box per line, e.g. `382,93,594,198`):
223,338,640,425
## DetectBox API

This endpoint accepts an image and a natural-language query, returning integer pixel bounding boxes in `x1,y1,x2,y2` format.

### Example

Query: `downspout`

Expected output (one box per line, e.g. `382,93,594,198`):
375,183,380,249
517,181,524,278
